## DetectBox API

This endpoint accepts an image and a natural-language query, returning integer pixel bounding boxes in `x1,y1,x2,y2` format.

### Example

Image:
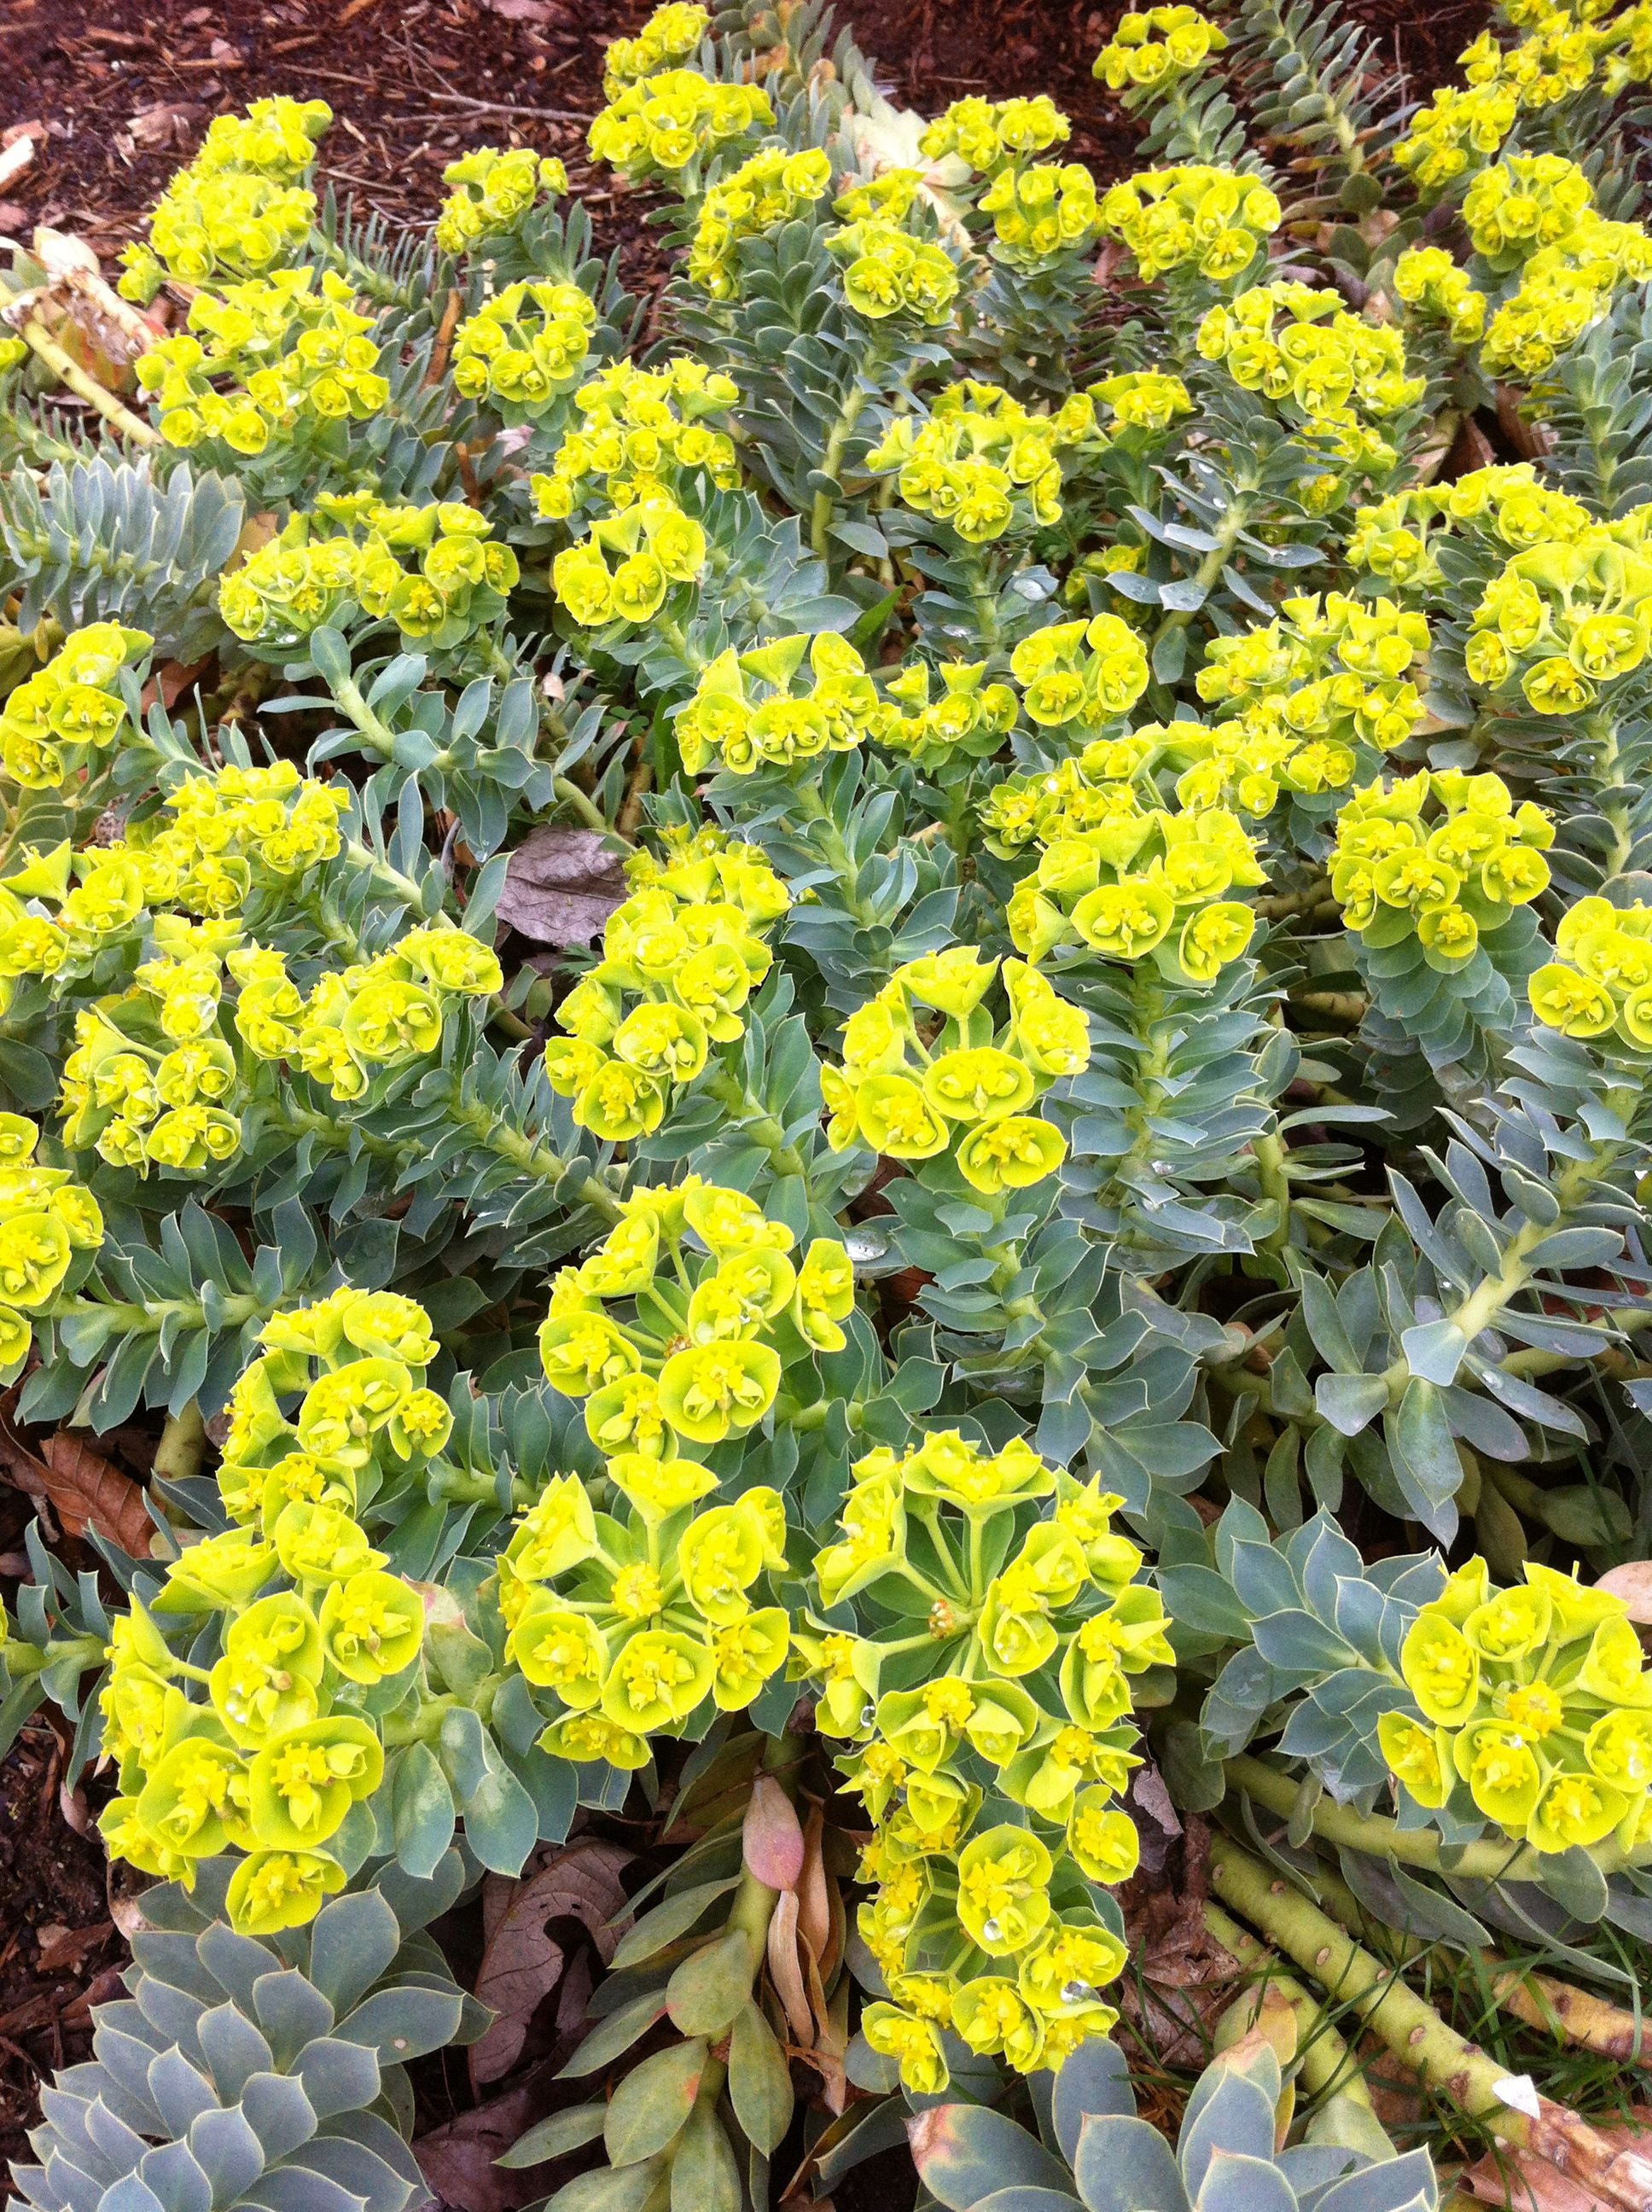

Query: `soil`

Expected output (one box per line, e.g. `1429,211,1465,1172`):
0,0,1495,2194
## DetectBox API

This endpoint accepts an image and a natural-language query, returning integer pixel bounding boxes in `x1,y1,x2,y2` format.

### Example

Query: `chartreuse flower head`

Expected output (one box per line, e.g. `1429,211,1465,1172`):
1393,246,1487,347
588,66,772,183
532,354,741,527
687,145,834,299
544,830,786,1137
1009,614,1150,731
1381,1557,1652,1853
0,623,149,791
1097,166,1281,284
1096,8,1228,95
1331,768,1551,971
502,1457,789,1766
675,632,882,775
1467,523,1652,712
0,1111,104,1382
1196,282,1424,486
866,381,1099,544
998,782,1265,983
1530,894,1652,1048
821,951,1089,1192
451,281,597,424
137,270,388,461
602,2,710,99
919,96,1070,175
802,1435,1161,2083
434,145,568,255
538,1177,851,1457
221,495,520,654
117,97,330,301
95,1292,437,1932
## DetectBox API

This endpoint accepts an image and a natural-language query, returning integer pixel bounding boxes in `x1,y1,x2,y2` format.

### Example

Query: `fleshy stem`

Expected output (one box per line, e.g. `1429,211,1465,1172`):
1224,1753,1651,1879
1209,1834,1652,2212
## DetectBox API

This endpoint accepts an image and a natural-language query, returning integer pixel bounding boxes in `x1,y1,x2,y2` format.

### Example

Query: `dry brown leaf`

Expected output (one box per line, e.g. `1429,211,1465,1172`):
468,1842,633,2090
766,1889,814,2046
796,1802,833,1969
1463,2144,1613,2212
1595,1562,1652,1624
416,2064,563,2212
483,0,555,17
495,826,628,948
0,1409,154,1556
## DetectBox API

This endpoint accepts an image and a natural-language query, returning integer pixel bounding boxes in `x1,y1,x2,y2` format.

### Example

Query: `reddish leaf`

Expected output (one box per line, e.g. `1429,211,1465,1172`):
496,826,628,948
469,1842,633,2089
743,1775,804,1892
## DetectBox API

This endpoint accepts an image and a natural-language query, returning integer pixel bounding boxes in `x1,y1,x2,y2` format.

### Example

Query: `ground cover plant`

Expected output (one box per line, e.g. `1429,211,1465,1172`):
8,0,1652,2207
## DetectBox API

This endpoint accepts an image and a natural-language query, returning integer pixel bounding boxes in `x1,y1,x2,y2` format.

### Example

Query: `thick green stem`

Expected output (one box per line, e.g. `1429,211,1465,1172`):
1209,1836,1652,2212
1224,1754,1649,1880
152,1405,206,1488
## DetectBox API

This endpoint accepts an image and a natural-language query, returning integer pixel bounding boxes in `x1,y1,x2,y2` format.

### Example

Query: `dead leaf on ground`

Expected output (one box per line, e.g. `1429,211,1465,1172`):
1460,2118,1652,2212
469,1841,634,2089
0,1407,155,1555
1596,1562,1652,1623
496,825,628,948
416,2064,564,2212
483,0,555,17
119,102,203,154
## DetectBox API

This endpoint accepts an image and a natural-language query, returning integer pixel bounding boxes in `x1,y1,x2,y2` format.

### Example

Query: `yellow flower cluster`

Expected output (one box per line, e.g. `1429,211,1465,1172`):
136,270,387,457
1467,525,1652,712
538,1177,854,1458
601,1,709,99
1330,769,1552,975
1528,894,1652,1044
1462,14,1598,107
1009,614,1151,730
500,1462,789,1770
1379,1558,1652,1855
0,622,148,790
219,494,520,651
826,215,960,324
875,659,1021,768
979,161,1103,268
675,631,880,775
544,831,786,1138
1089,370,1194,440
57,920,499,1173
866,381,1096,543
552,500,707,628
0,1114,103,1384
686,145,834,299
0,766,346,989
433,147,569,256
1094,6,1229,92
1097,166,1282,283
1481,208,1652,380
820,949,1089,1194
1392,245,1488,347
100,1288,443,1934
1463,150,1596,267
800,1433,1171,2086
1195,284,1424,464
531,356,741,523
1196,589,1431,770
451,281,598,421
1003,791,1264,979
587,68,774,182
917,95,1070,174
118,97,330,302
1392,84,1520,195
1346,463,1593,593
